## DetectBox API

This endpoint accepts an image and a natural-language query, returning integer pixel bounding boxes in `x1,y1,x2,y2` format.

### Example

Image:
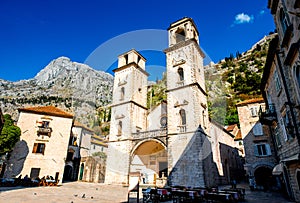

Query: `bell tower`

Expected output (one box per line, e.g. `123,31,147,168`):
165,17,208,136
105,49,148,184
164,17,209,187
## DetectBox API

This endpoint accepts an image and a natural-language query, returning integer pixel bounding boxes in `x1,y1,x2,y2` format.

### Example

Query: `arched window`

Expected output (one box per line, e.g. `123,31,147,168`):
178,68,184,81
280,8,289,34
118,120,122,135
120,87,125,100
179,109,186,125
175,29,185,43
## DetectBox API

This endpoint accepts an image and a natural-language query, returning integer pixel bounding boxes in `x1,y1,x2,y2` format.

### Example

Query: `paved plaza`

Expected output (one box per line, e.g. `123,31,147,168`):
0,181,295,203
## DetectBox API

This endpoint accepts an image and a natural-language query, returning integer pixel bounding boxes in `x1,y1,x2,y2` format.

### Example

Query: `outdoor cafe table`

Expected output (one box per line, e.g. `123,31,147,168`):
157,188,169,196
219,190,239,201
205,192,233,202
172,190,199,202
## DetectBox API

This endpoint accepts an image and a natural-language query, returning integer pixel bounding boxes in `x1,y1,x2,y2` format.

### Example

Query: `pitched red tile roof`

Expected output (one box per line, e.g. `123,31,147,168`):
234,130,242,141
236,98,264,106
18,106,73,118
73,120,94,132
226,124,237,132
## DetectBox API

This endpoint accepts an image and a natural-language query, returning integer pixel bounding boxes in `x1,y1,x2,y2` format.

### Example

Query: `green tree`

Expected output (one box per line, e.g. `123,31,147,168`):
0,114,21,155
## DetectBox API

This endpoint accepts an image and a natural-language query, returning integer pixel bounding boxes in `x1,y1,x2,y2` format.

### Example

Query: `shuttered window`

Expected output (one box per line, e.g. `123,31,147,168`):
32,143,45,155
254,144,271,156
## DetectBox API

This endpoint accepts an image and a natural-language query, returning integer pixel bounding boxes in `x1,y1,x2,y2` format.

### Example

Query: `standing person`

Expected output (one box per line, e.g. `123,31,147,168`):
141,173,145,184
232,179,237,189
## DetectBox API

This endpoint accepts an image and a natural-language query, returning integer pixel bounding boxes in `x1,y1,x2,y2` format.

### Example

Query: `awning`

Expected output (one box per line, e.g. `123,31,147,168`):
282,154,299,162
272,163,283,175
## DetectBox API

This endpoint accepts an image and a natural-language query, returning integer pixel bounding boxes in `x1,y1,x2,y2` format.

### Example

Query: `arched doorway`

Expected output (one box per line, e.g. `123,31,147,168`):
130,139,167,185
63,164,73,182
254,166,274,190
79,163,84,180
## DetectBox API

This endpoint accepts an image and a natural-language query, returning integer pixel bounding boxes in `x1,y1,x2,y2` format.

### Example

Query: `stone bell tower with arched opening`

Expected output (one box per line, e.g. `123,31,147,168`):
105,17,218,188
164,17,209,187
105,49,148,184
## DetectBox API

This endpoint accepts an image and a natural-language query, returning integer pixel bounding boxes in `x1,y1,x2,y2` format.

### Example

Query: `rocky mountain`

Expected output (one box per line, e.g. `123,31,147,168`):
0,57,113,127
205,34,276,125
1,34,275,129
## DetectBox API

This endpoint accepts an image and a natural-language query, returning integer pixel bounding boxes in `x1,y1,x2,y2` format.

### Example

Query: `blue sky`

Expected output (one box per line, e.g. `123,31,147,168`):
0,0,275,81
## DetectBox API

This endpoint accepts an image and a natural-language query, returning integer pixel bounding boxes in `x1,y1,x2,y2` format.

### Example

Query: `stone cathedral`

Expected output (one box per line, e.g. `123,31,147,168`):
105,17,243,187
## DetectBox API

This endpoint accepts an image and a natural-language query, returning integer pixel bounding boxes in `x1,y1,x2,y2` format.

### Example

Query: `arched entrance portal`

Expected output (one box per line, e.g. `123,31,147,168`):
130,139,167,185
254,166,274,190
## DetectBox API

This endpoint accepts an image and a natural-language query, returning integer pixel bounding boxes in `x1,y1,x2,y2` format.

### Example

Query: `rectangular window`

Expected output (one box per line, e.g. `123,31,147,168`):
274,125,282,148
41,121,50,128
32,143,45,155
280,108,294,141
30,168,40,179
250,107,258,117
254,144,271,156
279,117,288,141
274,71,282,93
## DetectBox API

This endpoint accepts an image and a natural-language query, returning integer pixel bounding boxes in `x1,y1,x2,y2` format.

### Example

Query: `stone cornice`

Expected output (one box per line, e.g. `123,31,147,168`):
166,82,208,96
164,39,205,58
167,17,199,36
110,100,148,110
113,62,149,76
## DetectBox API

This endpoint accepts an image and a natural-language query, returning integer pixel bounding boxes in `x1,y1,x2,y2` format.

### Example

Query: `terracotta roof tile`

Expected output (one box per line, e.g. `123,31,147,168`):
226,124,237,132
236,98,264,106
18,106,73,118
73,120,93,132
234,130,242,141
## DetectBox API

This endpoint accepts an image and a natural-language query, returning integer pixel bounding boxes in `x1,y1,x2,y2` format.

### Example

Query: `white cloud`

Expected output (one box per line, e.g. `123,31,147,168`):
259,10,265,15
234,13,254,24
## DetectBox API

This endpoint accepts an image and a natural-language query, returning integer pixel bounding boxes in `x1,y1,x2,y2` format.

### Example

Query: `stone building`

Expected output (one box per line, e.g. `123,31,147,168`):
77,128,108,183
105,17,243,188
226,124,244,157
236,98,277,190
4,106,74,184
63,120,94,182
259,0,300,201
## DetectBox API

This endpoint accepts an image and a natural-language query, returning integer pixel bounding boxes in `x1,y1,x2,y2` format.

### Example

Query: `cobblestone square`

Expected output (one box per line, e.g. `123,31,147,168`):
0,182,294,203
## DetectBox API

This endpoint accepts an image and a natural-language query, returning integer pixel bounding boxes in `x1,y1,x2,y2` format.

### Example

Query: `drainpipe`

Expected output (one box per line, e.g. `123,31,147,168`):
275,50,300,146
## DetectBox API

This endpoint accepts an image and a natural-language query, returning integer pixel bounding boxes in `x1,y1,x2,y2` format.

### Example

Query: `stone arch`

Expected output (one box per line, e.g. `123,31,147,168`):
63,164,73,182
79,162,84,180
130,139,168,185
131,138,167,156
177,67,184,81
175,27,186,43
179,108,186,125
120,87,125,100
253,164,275,190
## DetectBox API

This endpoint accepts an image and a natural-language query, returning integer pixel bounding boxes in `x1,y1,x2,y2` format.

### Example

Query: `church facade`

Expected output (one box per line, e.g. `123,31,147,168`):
105,17,243,187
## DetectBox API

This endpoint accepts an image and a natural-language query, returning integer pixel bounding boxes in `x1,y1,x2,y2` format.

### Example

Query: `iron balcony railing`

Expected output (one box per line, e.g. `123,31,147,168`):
37,127,52,137
259,104,277,125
